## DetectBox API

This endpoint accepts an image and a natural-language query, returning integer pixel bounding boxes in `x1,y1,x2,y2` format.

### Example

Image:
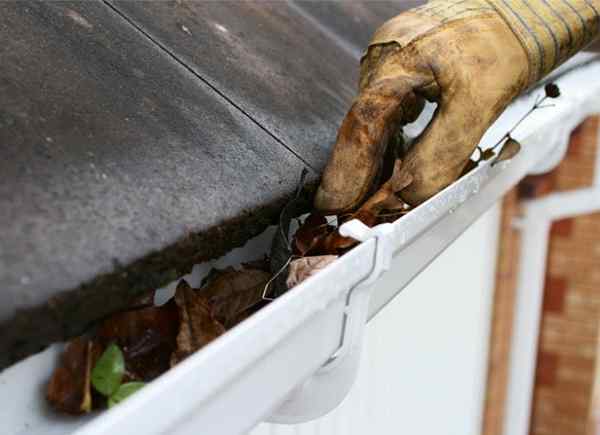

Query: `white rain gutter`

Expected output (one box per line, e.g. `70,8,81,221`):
3,53,600,435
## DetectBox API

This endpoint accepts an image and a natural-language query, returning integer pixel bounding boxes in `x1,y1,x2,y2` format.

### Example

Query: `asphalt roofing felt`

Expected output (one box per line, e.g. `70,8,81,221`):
0,1,420,369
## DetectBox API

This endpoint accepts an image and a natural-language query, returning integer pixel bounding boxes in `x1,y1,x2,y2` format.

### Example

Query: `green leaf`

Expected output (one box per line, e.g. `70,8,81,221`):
108,382,146,408
91,343,125,397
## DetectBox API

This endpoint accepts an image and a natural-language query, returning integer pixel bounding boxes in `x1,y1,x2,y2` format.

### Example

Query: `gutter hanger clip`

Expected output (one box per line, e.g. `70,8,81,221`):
268,220,395,424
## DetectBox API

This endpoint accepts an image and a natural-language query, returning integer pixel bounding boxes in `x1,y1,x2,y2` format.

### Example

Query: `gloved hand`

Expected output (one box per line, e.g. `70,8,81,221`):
315,0,599,213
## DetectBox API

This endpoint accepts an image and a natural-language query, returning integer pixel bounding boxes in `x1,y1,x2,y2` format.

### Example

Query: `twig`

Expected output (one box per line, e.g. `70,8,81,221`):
491,96,548,150
491,83,560,151
262,255,299,301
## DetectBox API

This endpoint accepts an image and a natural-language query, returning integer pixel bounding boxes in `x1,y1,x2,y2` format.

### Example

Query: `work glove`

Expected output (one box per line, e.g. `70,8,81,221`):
315,0,599,212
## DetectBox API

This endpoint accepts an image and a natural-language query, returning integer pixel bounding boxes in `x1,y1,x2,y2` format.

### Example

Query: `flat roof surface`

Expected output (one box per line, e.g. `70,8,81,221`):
0,1,420,368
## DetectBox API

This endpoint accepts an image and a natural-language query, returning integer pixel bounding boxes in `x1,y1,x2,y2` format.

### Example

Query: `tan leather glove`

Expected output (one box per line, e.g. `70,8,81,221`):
315,0,600,212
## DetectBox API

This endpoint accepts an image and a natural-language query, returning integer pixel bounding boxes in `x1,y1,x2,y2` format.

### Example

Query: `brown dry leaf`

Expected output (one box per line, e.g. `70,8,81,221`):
201,267,271,328
481,148,496,161
171,280,225,366
286,255,338,289
96,302,179,381
292,213,329,256
307,210,376,255
460,158,479,176
47,337,102,414
312,230,356,254
356,159,412,217
310,160,411,254
493,138,521,165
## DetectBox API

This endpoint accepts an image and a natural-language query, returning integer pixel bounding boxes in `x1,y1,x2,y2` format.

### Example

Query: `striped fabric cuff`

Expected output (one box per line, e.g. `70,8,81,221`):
371,0,599,85
486,0,600,82
414,0,496,23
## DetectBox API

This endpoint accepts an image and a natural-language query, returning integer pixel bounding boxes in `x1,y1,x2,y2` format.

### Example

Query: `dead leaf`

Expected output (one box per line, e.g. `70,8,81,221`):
286,255,338,288
355,159,412,217
96,302,179,381
312,231,354,254
269,169,310,298
305,210,375,255
493,138,521,165
200,267,271,328
47,338,102,414
293,213,329,256
307,160,411,255
171,280,225,365
460,158,479,176
481,148,495,161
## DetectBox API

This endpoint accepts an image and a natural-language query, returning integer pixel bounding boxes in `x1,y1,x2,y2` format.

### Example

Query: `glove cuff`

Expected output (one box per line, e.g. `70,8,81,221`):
370,1,495,51
372,0,599,85
485,0,599,83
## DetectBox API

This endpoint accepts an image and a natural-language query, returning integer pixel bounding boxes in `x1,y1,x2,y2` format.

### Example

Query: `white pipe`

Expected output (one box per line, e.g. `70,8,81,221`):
503,137,600,435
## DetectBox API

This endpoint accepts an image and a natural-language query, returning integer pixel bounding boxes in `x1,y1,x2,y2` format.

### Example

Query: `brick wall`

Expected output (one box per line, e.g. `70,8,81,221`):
483,116,600,435
531,213,600,435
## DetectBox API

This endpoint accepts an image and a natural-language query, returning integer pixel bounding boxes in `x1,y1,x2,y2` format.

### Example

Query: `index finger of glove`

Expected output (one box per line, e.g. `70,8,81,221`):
314,77,423,214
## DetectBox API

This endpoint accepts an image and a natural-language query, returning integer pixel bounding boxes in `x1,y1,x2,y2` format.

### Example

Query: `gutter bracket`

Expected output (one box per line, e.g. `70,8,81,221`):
267,220,394,424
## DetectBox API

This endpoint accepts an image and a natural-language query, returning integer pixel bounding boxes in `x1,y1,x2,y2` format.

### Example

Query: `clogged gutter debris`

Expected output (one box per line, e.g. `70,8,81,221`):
46,84,560,414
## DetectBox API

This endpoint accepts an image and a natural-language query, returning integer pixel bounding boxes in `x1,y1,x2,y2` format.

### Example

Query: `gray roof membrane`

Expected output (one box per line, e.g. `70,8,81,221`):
0,0,415,369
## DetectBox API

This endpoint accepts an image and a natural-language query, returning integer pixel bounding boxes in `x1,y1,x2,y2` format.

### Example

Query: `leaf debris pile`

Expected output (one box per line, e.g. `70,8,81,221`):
47,265,271,414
